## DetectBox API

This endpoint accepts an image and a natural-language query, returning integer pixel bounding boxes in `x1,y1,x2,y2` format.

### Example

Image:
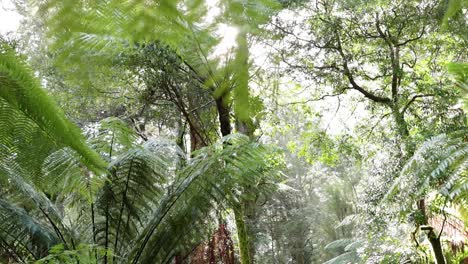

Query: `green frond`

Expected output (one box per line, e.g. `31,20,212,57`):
0,160,60,217
344,240,363,251
447,62,468,112
324,238,353,250
442,0,466,28
0,44,107,173
386,129,468,208
127,134,281,263
42,148,104,203
323,251,359,264
35,244,111,264
0,198,59,261
94,139,185,262
88,117,139,162
0,98,56,185
0,44,112,261
0,158,77,249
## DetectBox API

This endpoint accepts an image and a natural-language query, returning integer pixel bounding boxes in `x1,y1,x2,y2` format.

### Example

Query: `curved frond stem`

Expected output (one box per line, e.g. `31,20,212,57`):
112,158,135,263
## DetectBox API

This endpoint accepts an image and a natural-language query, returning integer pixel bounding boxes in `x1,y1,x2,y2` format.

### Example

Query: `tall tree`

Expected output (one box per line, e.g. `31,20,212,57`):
269,0,466,262
273,0,465,155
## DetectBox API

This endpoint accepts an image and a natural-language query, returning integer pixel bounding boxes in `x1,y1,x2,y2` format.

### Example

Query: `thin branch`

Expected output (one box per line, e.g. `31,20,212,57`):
411,226,420,248
163,80,209,146
396,26,425,47
187,99,215,114
279,91,346,106
401,94,435,114
361,71,391,81
270,22,312,43
325,95,342,132
438,201,448,239
366,112,391,139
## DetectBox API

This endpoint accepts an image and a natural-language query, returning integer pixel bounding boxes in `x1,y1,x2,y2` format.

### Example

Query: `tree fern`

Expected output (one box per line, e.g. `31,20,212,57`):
36,0,282,122
126,134,281,263
1,114,281,263
40,133,278,264
94,139,183,262
387,129,467,208
0,39,283,264
0,44,105,261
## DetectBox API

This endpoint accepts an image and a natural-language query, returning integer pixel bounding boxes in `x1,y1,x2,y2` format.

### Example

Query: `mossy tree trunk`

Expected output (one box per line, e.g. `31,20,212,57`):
234,206,252,264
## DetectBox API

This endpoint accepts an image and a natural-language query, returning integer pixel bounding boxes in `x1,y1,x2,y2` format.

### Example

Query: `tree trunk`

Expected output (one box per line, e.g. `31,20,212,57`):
176,116,186,151
427,229,446,264
215,94,231,137
243,199,257,262
392,107,415,157
418,200,446,264
393,109,446,263
234,117,257,264
234,206,251,264
187,91,207,152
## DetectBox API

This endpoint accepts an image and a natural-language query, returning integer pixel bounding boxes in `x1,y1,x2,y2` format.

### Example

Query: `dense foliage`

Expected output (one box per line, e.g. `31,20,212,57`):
0,0,466,263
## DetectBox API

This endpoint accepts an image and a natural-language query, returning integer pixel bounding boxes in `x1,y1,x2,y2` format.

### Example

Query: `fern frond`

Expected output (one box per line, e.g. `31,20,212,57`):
36,243,111,264
42,148,104,204
0,45,107,173
128,134,280,263
88,117,139,162
94,138,185,262
0,158,79,248
323,251,359,264
0,198,59,261
386,129,468,208
324,238,353,250
0,44,111,261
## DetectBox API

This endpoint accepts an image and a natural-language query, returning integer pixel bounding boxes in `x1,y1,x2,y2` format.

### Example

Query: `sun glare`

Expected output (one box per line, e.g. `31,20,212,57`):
210,24,239,58
0,0,21,35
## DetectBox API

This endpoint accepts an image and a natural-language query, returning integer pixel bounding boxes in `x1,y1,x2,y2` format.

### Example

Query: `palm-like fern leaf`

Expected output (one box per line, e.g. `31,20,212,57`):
0,199,59,262
128,134,280,264
386,129,468,209
88,117,139,162
323,251,359,264
0,44,106,173
0,44,109,261
94,138,184,262
0,157,82,252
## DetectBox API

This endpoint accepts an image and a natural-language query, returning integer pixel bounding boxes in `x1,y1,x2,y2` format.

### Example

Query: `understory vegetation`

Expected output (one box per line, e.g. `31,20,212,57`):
0,0,466,263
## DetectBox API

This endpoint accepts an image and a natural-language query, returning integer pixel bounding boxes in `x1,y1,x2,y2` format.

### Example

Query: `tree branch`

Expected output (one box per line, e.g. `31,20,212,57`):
438,201,448,239
396,26,425,47
401,94,435,114
335,32,392,105
279,90,347,106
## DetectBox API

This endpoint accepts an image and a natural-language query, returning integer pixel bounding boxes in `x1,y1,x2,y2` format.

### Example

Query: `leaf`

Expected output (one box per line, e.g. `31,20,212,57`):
0,45,107,173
